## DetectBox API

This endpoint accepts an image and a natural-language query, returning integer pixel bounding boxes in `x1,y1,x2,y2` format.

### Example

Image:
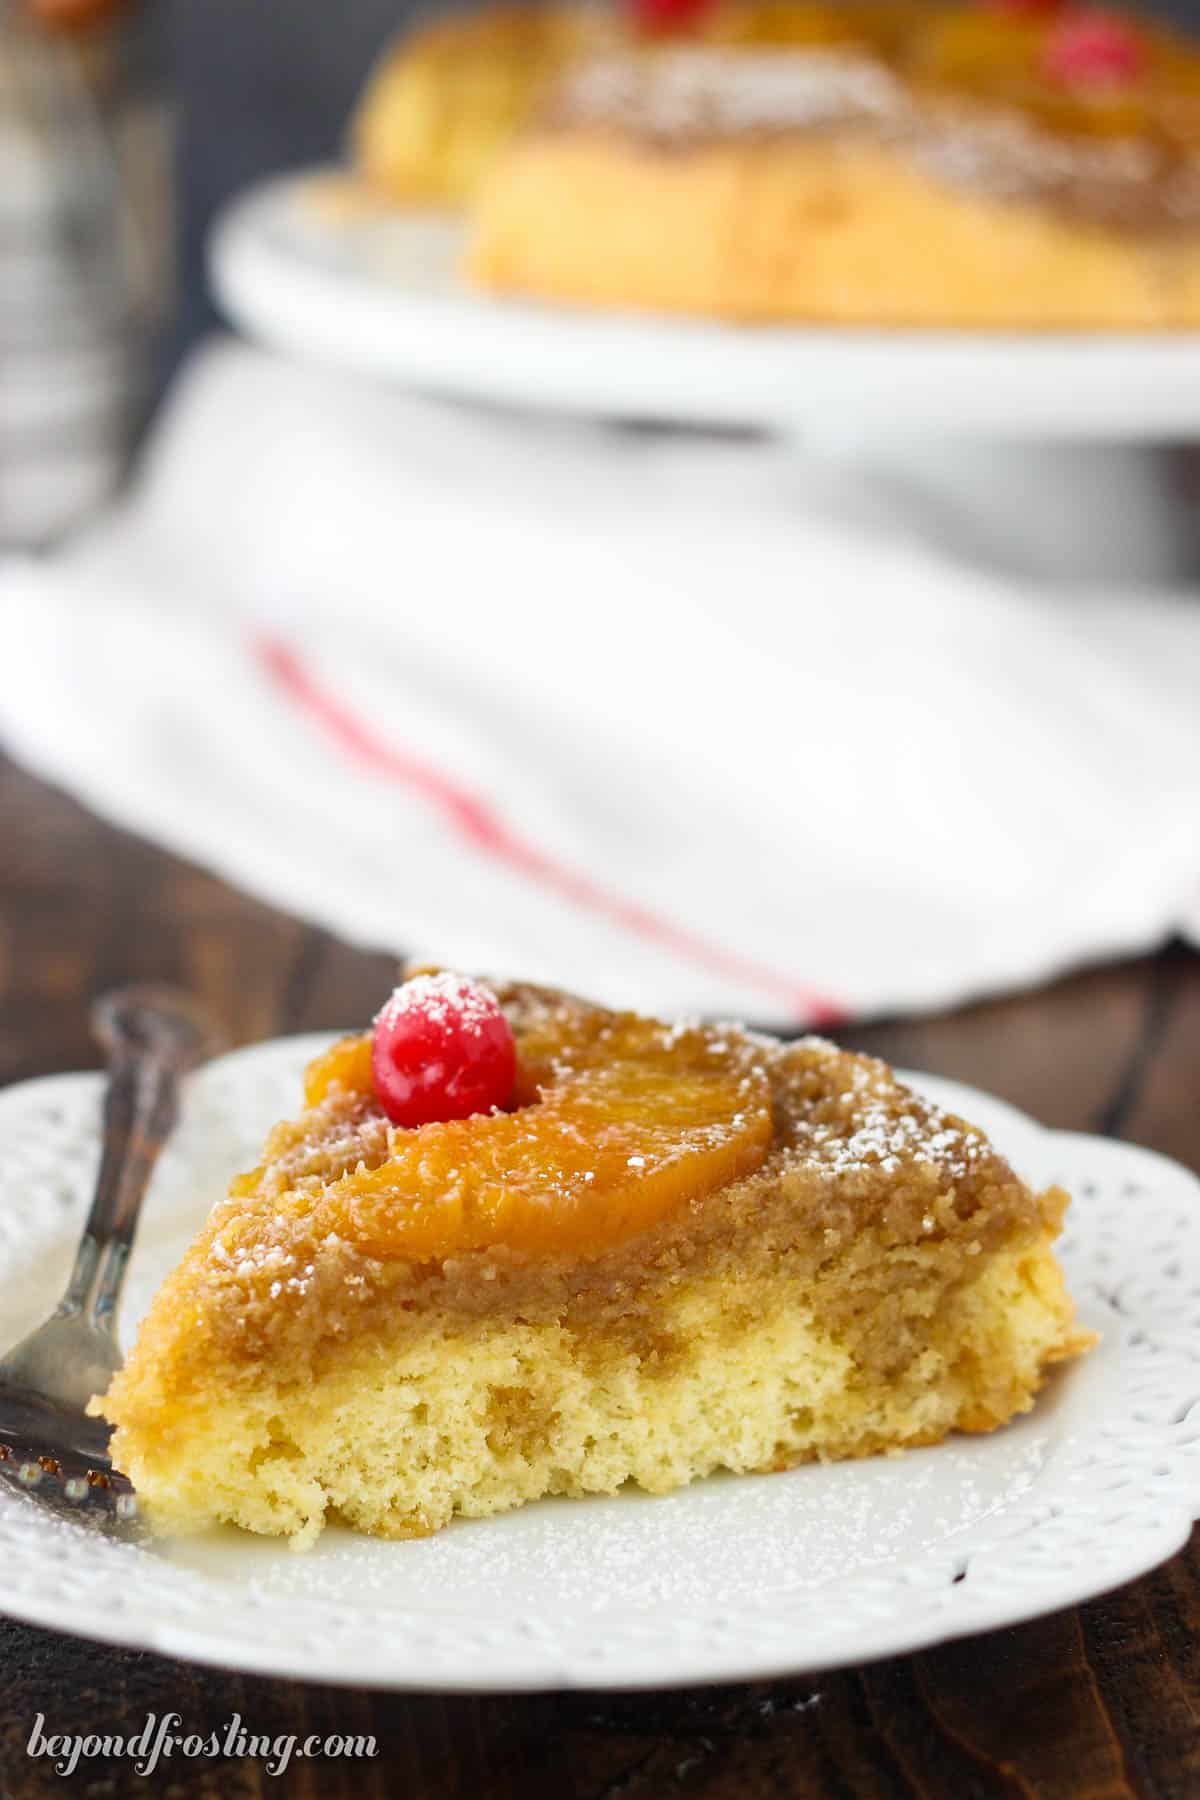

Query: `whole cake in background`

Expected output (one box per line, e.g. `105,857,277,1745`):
96,974,1091,1548
354,0,1200,327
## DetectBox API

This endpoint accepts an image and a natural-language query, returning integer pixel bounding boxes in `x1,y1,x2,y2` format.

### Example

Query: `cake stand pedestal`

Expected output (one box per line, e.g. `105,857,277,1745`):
801,435,1198,584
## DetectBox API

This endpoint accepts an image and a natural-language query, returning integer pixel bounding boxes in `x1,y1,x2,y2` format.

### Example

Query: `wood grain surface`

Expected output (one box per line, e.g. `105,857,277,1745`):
0,753,1195,1800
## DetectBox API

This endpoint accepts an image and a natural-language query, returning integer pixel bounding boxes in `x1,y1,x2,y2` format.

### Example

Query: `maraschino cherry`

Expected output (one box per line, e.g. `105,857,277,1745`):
628,0,710,36
1042,9,1146,85
371,974,517,1128
981,0,1064,18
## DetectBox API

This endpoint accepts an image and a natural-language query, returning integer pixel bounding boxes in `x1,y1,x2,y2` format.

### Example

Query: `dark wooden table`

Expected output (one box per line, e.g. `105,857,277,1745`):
0,752,1196,1800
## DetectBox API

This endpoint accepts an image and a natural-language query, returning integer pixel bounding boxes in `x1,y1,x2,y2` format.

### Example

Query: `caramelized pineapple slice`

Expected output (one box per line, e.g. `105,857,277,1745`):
297,1009,772,1260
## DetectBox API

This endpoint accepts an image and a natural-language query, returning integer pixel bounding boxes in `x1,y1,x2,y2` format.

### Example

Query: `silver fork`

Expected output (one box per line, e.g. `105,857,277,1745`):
0,987,221,1528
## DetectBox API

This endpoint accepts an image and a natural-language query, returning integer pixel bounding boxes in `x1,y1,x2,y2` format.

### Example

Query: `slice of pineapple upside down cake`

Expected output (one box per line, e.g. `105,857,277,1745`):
96,973,1091,1547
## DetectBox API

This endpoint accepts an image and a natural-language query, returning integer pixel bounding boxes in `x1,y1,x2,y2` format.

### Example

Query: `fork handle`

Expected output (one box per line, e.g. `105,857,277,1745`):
59,988,220,1334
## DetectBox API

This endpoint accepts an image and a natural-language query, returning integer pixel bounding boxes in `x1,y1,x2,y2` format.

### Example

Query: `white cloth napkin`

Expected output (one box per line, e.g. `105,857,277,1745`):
2,338,1199,1025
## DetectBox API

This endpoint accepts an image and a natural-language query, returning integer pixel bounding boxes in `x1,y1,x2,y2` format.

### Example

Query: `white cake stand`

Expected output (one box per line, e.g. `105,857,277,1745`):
211,171,1200,582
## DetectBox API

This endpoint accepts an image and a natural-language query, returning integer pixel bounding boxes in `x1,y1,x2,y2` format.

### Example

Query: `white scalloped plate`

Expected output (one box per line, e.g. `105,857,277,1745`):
211,172,1200,439
0,1036,1197,1690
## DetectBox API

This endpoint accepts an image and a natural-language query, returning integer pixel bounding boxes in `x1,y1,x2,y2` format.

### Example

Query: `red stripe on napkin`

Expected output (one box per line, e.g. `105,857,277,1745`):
254,633,848,1026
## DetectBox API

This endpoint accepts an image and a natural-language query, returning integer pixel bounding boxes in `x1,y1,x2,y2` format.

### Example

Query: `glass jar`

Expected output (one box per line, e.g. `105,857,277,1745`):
0,0,170,548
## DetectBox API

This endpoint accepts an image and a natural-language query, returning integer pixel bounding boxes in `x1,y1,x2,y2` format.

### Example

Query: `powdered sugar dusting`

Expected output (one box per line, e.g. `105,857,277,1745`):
912,102,1200,226
808,1101,986,1180
379,972,503,1044
548,44,1200,230
556,48,902,140
784,1035,992,1182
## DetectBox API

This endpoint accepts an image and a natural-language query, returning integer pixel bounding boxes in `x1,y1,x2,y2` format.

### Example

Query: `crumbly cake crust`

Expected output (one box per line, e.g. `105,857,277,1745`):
544,47,1200,232
119,984,1045,1359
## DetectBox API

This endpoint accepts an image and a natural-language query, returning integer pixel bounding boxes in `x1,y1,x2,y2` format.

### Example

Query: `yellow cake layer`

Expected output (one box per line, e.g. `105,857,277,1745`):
468,134,1200,327
106,1233,1083,1549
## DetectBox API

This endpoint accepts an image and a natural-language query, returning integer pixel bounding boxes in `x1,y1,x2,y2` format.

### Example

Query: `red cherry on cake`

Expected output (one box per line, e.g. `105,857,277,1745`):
981,0,1065,18
628,0,710,36
1042,10,1146,85
371,974,517,1128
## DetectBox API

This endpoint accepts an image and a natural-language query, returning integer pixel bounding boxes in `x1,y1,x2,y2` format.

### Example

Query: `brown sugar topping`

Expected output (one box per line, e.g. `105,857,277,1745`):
544,13,1200,232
